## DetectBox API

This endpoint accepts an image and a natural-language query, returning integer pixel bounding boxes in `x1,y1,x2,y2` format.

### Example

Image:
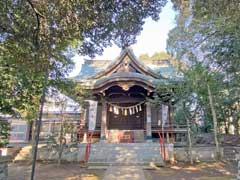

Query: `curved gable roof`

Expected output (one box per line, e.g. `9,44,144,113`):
72,47,182,82
91,47,164,79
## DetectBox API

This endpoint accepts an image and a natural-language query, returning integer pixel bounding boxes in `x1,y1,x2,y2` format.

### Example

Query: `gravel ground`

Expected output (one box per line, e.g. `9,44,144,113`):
8,161,237,180
8,162,105,180
144,161,237,180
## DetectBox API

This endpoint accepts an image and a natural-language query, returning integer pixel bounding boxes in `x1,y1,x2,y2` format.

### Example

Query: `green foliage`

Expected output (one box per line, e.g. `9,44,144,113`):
167,0,240,134
52,80,91,107
46,134,57,147
0,121,10,148
0,0,167,120
171,63,224,132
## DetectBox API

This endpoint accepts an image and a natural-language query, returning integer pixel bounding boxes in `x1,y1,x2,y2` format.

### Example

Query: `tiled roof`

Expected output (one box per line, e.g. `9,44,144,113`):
72,48,182,83
73,59,179,80
94,72,169,87
74,60,111,79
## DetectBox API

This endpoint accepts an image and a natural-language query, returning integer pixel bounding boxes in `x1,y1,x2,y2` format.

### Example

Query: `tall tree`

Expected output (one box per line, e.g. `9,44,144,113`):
168,0,240,135
0,0,167,116
170,62,223,159
1,1,168,179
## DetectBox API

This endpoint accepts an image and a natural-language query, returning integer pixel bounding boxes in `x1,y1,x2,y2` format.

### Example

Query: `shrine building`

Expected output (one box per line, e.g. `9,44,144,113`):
73,47,184,143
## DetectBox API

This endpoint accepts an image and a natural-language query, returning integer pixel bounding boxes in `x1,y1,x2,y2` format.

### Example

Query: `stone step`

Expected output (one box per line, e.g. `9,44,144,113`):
88,161,163,166
14,144,48,162
88,143,164,167
14,145,33,161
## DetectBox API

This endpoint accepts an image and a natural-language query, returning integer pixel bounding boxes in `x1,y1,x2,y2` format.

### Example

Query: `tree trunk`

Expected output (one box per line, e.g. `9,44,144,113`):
183,102,193,164
233,103,239,135
186,117,193,164
30,120,36,161
233,115,239,135
31,71,48,180
207,84,221,160
224,120,229,134
58,104,65,165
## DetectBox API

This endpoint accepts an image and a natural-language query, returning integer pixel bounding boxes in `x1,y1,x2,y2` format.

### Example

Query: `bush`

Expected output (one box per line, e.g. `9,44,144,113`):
0,121,10,148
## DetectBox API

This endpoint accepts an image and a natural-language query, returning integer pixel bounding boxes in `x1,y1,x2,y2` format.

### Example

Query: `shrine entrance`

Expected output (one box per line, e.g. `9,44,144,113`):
104,85,148,131
107,103,145,130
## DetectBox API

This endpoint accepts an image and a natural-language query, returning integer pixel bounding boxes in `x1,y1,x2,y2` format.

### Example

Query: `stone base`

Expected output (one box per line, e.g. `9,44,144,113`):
0,163,7,180
0,156,12,180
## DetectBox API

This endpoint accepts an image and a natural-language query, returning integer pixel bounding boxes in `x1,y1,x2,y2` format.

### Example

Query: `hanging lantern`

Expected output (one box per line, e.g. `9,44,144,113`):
139,105,142,111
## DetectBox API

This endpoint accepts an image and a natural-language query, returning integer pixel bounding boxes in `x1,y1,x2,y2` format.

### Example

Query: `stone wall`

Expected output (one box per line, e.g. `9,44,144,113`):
37,144,222,163
224,146,240,161
0,156,11,180
163,145,239,162
35,144,238,164
37,144,86,162
174,146,223,162
237,161,240,180
160,145,224,162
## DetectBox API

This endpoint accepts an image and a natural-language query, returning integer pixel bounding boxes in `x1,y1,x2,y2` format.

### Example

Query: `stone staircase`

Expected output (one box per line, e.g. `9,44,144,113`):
88,143,164,167
14,145,32,162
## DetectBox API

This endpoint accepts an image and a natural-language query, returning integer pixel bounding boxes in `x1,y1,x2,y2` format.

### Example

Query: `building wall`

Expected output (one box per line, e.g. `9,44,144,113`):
151,106,160,129
40,113,81,140
9,119,30,143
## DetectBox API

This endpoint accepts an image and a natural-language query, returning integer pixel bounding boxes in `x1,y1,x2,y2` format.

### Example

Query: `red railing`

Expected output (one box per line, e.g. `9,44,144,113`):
84,131,94,163
158,129,175,161
158,131,166,161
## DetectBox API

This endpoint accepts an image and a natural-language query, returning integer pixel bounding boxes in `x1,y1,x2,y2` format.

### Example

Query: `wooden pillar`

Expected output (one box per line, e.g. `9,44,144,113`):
100,101,107,141
168,101,172,125
146,102,152,142
168,101,173,143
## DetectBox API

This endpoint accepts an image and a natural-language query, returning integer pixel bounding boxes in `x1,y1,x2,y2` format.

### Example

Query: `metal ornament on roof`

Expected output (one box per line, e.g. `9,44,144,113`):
107,101,145,116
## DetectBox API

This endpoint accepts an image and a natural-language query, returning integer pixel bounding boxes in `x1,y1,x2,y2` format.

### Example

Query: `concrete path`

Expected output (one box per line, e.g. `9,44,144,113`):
103,166,146,180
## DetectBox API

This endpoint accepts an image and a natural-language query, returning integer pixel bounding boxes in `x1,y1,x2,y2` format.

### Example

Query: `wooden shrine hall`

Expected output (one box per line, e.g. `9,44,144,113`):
74,47,185,143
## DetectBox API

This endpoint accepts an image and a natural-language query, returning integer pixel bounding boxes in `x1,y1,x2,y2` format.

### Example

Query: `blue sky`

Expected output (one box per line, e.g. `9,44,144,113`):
69,1,176,77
